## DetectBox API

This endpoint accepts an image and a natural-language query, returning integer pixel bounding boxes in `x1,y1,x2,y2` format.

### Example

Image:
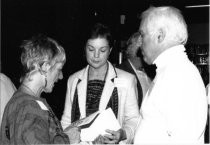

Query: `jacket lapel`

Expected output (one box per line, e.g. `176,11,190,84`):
99,62,116,111
77,66,89,118
124,60,136,75
76,62,117,116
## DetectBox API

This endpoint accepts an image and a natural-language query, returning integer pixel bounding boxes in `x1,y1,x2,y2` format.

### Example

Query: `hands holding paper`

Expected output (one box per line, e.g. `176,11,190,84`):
103,128,127,144
92,128,127,144
64,125,81,144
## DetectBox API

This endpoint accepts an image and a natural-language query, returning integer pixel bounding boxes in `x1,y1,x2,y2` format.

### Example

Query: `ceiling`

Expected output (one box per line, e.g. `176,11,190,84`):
2,0,209,40
3,0,209,23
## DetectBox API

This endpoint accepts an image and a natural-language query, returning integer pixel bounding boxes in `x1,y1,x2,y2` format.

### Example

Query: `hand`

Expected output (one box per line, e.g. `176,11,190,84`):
103,129,127,144
92,135,107,144
64,125,81,144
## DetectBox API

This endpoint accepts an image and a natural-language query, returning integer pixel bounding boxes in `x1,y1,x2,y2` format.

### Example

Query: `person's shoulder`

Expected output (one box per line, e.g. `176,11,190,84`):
115,68,135,79
11,91,36,105
0,73,13,84
0,73,8,80
6,91,45,115
68,68,86,79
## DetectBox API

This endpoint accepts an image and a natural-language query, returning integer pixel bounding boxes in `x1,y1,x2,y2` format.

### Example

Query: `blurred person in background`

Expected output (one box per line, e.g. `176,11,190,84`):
118,31,151,109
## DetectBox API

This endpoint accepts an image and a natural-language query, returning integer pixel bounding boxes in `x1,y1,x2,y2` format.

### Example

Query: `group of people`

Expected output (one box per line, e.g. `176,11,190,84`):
0,6,209,144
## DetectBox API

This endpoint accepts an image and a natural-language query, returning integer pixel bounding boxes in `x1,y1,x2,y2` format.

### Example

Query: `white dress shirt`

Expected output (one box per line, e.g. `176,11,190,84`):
134,45,208,144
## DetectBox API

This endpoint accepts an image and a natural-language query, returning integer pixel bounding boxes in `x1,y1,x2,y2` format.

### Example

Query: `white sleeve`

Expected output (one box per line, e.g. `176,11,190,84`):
121,76,140,143
164,71,207,143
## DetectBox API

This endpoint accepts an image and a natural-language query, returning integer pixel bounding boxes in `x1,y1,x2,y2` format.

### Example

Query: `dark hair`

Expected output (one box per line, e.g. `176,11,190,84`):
86,23,114,48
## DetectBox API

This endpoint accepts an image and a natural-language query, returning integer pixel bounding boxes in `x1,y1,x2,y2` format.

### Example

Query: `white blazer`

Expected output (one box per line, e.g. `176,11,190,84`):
61,61,140,143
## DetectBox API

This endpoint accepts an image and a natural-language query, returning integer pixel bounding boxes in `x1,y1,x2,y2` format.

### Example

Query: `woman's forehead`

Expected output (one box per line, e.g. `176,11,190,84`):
53,62,64,69
87,38,109,46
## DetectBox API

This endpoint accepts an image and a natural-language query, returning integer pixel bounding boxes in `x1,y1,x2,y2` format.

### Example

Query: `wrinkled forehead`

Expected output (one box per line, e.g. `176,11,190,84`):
51,59,65,71
55,61,64,67
139,18,148,33
56,52,65,61
50,51,66,67
139,18,154,37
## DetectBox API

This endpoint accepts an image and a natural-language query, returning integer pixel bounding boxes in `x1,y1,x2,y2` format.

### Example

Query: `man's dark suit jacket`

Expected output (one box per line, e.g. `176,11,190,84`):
117,60,143,109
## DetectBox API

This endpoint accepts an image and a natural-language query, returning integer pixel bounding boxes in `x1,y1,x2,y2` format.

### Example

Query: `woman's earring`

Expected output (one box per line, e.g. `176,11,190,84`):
44,75,47,88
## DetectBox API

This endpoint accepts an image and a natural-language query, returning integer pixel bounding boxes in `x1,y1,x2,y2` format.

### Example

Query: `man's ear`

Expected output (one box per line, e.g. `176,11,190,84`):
157,28,166,43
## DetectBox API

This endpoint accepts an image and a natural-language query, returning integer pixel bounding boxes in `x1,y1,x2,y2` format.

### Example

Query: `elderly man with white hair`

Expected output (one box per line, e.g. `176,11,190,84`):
134,6,208,144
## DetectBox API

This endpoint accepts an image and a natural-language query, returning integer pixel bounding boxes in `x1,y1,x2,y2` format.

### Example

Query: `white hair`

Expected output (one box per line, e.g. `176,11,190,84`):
141,6,188,45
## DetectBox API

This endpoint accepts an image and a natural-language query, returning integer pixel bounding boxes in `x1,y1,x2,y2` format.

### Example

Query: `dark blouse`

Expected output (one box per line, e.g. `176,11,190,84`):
71,80,118,123
86,80,105,116
0,89,70,144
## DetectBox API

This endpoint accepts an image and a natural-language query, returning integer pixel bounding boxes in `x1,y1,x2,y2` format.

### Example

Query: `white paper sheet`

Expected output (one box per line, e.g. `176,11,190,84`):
80,108,121,141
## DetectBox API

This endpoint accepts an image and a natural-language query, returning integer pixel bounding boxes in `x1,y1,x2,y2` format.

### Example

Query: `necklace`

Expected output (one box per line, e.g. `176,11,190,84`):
21,84,39,98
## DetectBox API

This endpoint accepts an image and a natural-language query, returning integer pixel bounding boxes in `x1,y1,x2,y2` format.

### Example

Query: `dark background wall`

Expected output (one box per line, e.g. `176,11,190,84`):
1,0,209,119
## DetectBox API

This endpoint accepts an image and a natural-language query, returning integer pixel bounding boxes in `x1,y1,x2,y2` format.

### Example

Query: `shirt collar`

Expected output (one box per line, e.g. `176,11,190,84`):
153,45,186,69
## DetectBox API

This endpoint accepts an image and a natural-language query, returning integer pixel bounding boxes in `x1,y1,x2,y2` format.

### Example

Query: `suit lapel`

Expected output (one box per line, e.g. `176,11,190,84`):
99,62,116,111
76,62,117,116
127,60,143,108
99,79,115,111
125,60,136,75
77,66,89,118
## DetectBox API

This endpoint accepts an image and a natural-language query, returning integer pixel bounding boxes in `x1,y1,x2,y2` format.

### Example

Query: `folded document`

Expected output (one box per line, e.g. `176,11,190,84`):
71,108,121,141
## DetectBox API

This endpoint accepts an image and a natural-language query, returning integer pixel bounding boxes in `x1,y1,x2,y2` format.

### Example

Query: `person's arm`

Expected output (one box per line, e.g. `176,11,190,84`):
0,73,16,125
163,70,207,143
63,124,81,144
121,76,140,143
103,75,140,144
15,100,69,144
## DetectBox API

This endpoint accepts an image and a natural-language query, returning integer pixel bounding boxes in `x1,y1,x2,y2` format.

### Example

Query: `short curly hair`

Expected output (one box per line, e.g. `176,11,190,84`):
20,34,66,79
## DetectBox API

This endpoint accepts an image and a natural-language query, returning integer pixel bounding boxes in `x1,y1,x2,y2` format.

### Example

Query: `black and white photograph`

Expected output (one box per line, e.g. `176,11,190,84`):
1,0,209,144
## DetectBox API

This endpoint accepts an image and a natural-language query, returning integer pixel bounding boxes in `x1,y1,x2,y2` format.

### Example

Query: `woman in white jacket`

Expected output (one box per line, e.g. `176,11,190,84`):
61,23,140,144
